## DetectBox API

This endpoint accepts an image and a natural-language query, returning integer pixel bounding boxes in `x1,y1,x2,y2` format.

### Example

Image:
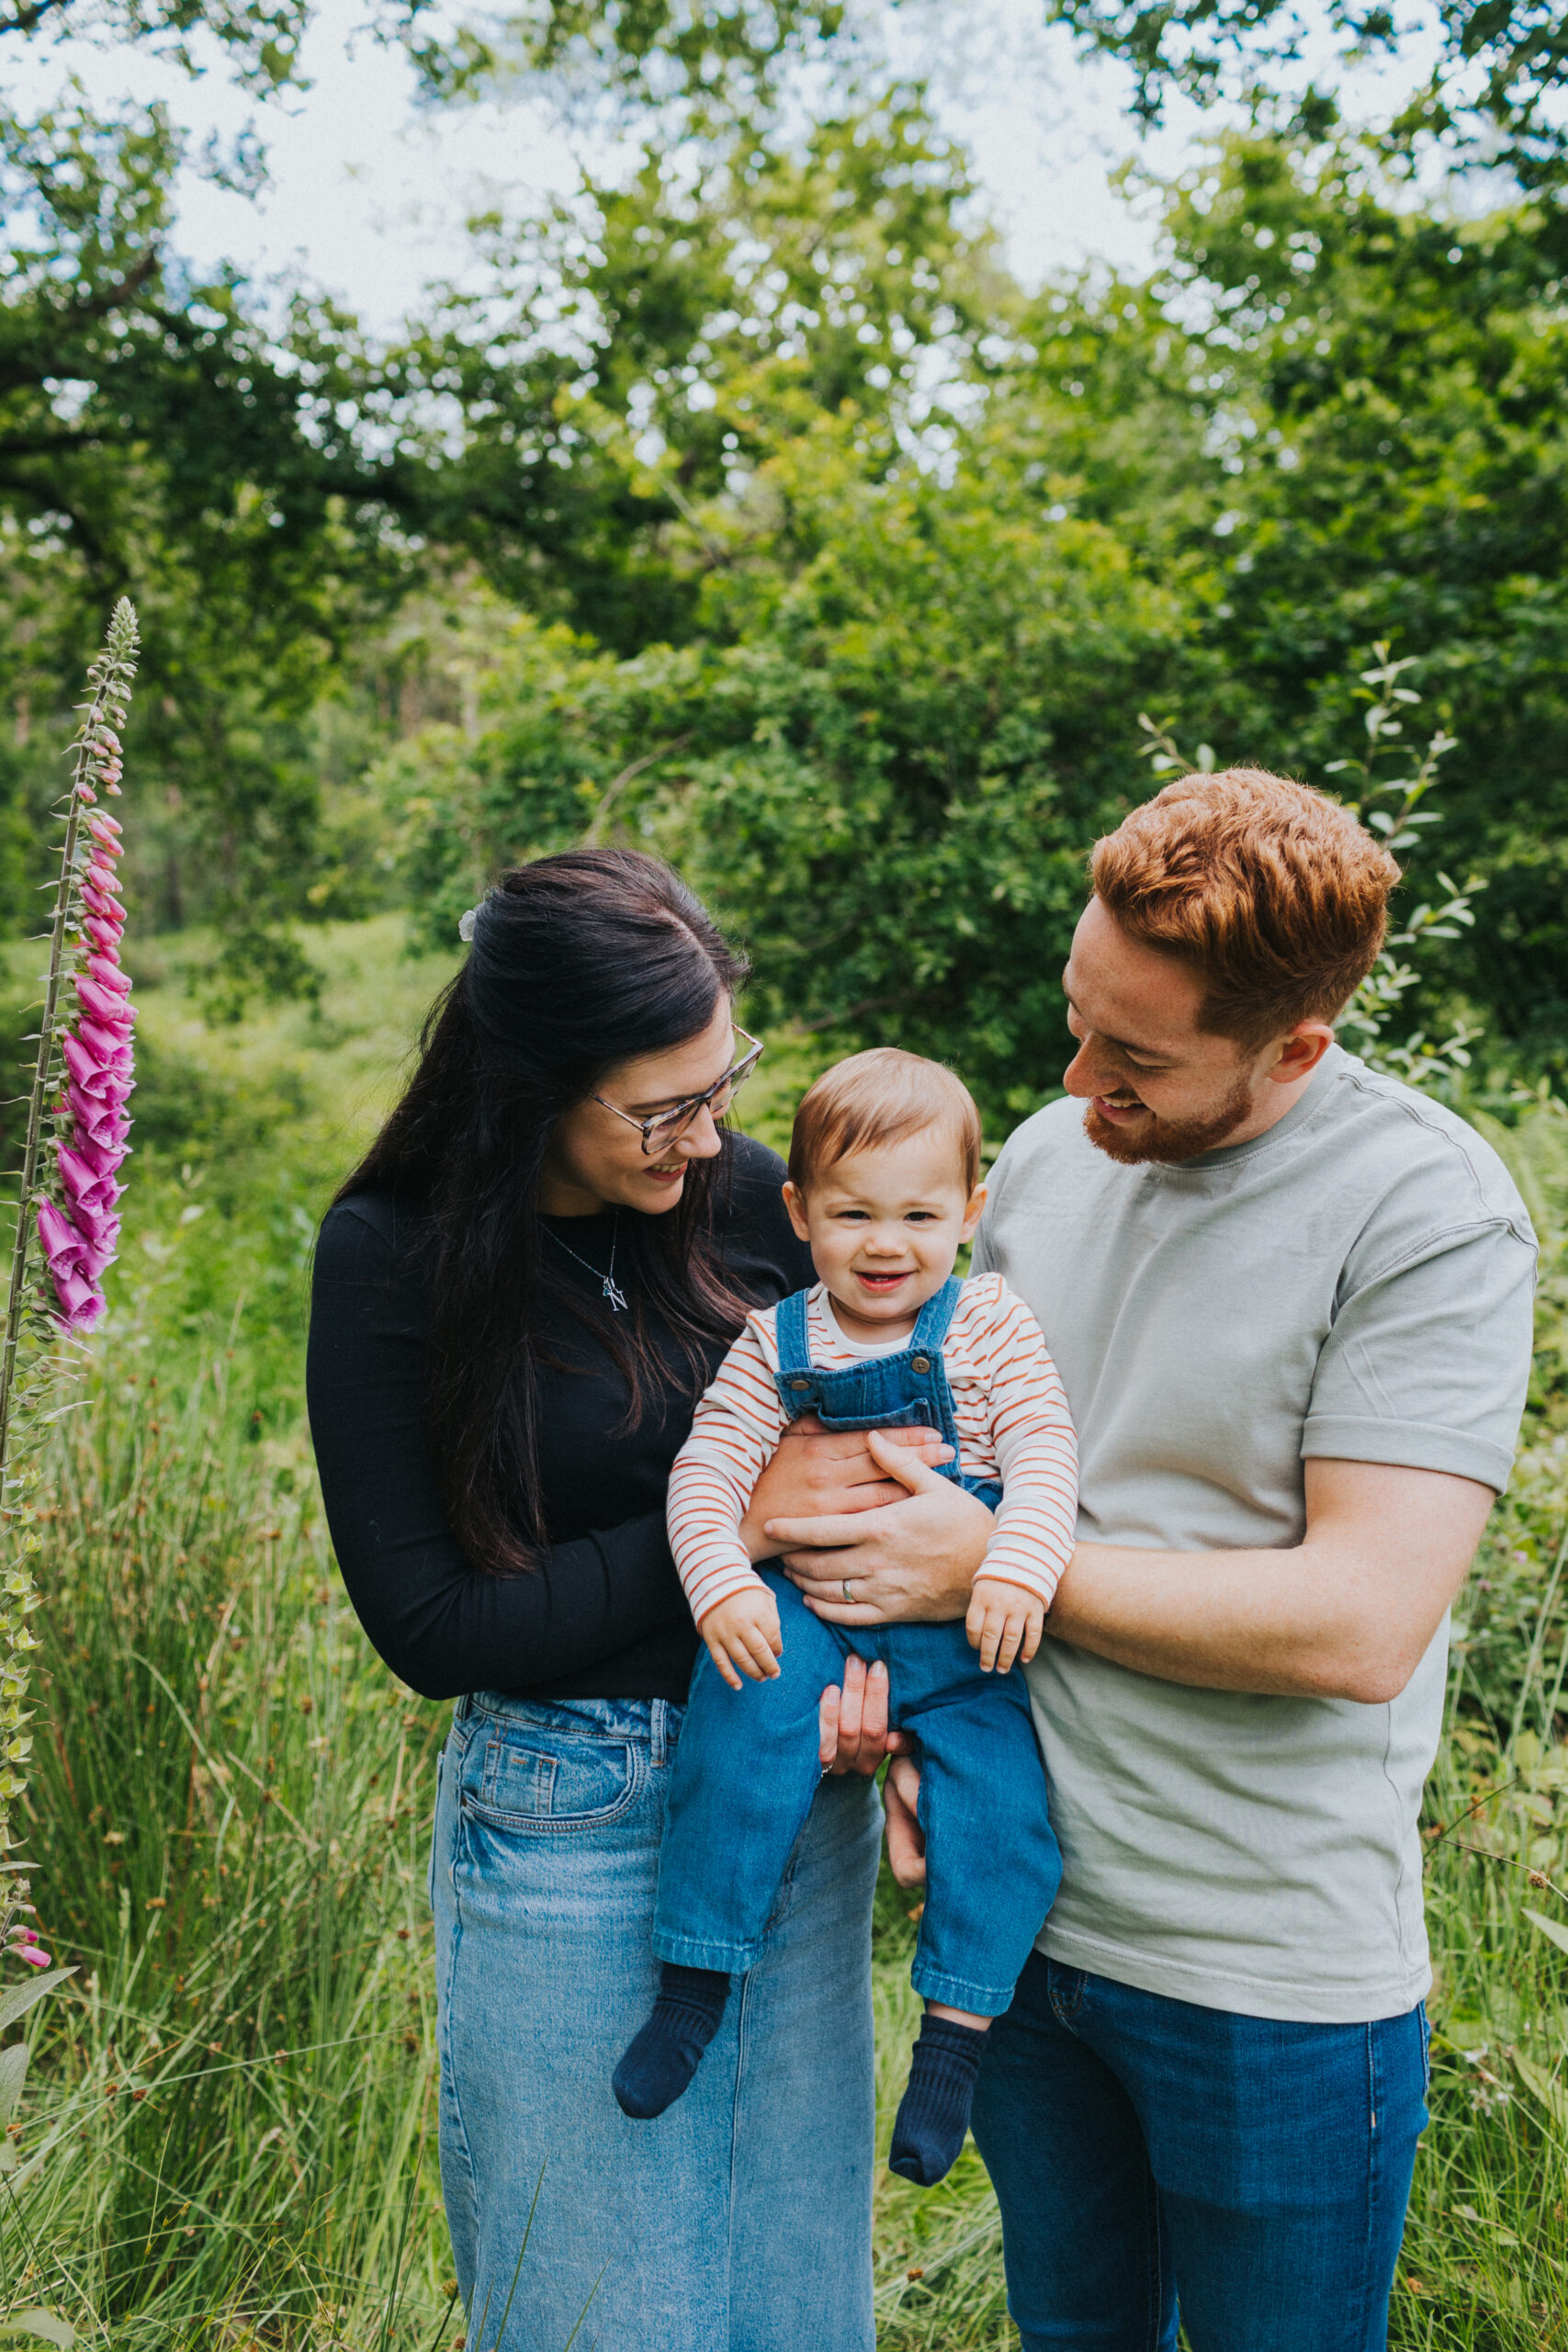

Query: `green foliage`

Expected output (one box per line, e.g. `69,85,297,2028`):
953,126,1568,1069
373,84,1005,656
383,420,1185,1132
1046,0,1568,210
13,0,1568,1069
2,0,317,96
11,1368,446,2346
0,74,416,994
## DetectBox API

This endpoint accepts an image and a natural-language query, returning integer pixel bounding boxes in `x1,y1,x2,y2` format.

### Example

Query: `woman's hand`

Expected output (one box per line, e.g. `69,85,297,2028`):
739,1417,951,1563
770,1431,992,1625
817,1653,913,1776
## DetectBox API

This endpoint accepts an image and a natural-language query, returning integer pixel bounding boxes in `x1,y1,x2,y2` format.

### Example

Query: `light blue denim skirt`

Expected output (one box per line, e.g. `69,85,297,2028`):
431,1690,882,2352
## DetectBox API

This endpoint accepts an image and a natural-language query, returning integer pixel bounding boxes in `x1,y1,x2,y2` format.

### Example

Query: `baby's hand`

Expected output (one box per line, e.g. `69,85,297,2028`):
966,1576,1045,1676
700,1586,784,1690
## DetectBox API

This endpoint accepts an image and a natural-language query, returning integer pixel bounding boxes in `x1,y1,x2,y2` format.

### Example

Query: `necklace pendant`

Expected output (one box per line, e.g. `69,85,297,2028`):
603,1275,629,1314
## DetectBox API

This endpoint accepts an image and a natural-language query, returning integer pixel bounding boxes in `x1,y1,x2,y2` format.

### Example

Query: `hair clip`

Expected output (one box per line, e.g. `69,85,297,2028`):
458,908,478,943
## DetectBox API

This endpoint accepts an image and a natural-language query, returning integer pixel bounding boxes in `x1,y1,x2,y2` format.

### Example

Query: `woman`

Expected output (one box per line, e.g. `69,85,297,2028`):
307,851,899,2352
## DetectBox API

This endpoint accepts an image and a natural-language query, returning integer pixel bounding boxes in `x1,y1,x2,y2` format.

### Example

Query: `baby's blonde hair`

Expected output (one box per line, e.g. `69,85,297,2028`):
787,1048,982,1194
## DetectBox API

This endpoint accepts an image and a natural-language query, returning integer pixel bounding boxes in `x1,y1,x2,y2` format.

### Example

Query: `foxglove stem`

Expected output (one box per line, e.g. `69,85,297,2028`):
0,600,138,1899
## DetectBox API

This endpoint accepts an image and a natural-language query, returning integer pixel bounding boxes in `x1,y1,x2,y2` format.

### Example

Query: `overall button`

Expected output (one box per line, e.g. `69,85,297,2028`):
789,1377,811,1393
910,1355,931,1374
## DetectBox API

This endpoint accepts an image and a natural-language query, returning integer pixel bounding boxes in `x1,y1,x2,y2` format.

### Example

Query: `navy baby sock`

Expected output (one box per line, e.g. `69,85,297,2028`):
612,1963,731,2120
888,2014,989,2187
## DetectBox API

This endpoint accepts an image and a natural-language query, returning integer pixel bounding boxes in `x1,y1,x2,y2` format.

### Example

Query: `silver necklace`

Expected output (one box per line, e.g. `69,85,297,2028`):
547,1215,628,1312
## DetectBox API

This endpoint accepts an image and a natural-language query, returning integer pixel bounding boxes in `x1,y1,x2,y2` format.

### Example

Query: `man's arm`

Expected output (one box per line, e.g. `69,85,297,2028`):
877,1454,1497,1891
776,1442,1495,1703
1049,1457,1495,1702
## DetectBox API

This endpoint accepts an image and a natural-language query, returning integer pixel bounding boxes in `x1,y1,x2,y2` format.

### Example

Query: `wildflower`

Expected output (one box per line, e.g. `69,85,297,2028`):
0,600,138,2000
36,745,137,1331
35,1203,107,1330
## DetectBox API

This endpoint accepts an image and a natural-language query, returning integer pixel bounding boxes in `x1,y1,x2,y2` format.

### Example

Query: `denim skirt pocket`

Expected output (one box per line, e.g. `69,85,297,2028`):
464,1723,647,1835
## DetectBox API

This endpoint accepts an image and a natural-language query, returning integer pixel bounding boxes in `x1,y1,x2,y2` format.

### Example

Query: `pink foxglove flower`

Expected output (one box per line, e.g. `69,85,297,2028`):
34,735,136,1333
0,598,139,1989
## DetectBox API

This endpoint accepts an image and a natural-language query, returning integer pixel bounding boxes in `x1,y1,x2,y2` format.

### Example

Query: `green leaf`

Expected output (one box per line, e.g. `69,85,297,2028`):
0,2312,74,2347
1524,1905,1568,1959
0,1972,73,2038
0,2043,28,2129
1509,2045,1568,2130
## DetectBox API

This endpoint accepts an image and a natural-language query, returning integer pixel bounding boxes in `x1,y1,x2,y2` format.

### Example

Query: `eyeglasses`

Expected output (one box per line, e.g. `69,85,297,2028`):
594,1025,765,1157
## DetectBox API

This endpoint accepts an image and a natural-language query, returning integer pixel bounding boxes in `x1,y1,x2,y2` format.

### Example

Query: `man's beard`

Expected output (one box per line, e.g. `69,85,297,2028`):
1083,1071,1257,1166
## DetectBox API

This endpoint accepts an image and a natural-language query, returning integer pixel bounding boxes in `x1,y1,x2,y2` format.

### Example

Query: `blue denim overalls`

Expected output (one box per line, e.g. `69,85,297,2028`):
652,1279,1064,2018
773,1274,1000,1506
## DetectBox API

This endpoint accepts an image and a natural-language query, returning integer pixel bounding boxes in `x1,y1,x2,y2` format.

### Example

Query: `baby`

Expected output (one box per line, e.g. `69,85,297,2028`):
613,1047,1078,2185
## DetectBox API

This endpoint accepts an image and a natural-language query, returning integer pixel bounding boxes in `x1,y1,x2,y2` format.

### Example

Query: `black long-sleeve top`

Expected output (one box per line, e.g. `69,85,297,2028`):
306,1135,812,1703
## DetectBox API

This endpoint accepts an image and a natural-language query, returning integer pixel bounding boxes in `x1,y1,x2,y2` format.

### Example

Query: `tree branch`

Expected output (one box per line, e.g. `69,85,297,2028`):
0,0,70,35
71,247,159,322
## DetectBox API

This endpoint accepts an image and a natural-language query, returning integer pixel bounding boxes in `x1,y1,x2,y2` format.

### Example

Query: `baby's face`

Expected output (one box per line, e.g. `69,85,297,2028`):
783,1135,987,1339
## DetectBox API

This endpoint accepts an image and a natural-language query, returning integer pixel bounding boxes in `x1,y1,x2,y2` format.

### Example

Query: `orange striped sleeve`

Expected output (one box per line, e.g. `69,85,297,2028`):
957,1275,1079,1607
666,1313,784,1625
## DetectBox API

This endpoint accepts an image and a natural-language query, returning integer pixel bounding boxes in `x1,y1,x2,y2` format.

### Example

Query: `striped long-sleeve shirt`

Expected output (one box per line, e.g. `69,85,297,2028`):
667,1272,1078,1626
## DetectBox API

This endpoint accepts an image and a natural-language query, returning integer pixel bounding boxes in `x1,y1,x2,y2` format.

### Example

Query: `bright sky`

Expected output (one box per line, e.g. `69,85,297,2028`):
17,0,1444,334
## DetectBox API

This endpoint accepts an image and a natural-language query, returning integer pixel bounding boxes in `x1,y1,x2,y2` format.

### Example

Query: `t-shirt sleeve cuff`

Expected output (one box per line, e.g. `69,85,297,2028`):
1301,1412,1516,1493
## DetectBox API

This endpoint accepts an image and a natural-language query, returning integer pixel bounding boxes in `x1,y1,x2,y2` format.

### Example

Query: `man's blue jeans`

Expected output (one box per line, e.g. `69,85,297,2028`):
971,1953,1429,2352
654,1567,1061,2014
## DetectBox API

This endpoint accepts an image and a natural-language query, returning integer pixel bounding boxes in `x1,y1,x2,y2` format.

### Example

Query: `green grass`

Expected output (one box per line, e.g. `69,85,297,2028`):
2,914,1566,2346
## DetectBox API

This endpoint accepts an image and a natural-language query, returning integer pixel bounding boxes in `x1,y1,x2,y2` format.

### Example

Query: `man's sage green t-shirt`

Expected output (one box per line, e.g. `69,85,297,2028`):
972,1046,1536,2024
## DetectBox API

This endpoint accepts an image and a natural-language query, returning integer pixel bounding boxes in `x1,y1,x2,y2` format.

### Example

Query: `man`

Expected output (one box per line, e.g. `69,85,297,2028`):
769,770,1536,2352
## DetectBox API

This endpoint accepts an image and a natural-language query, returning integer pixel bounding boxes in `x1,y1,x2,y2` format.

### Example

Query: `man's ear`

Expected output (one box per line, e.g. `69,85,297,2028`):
782,1181,812,1243
960,1182,988,1241
1268,1023,1336,1086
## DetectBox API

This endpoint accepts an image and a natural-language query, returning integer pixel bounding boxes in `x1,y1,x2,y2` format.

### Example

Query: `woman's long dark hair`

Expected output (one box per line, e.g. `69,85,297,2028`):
337,850,751,1574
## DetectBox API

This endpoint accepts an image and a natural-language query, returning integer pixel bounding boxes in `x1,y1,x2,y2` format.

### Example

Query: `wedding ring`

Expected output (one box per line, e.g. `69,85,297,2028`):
842,1577,856,1604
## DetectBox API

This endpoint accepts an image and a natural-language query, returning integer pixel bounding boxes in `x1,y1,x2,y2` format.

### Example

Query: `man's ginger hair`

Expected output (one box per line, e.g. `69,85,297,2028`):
1090,768,1401,1051
789,1048,982,1194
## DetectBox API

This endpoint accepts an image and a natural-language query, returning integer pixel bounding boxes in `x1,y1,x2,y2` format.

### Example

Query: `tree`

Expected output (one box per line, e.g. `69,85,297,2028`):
383,87,1008,650
1048,0,1568,215
1116,131,1568,1057
378,411,1184,1131
2,0,1001,994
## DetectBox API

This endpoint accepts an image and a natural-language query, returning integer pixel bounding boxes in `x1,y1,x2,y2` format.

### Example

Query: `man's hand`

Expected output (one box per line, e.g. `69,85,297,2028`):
771,1430,992,1624
699,1586,783,1691
739,1417,952,1563
966,1576,1045,1674
884,1753,926,1888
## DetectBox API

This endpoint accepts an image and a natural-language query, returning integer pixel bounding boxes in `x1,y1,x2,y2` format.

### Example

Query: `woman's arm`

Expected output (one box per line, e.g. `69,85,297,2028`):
308,1204,690,1700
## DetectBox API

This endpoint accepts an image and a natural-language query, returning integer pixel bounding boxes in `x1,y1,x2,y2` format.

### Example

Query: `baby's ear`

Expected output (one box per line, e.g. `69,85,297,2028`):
960,1182,988,1239
782,1180,812,1242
